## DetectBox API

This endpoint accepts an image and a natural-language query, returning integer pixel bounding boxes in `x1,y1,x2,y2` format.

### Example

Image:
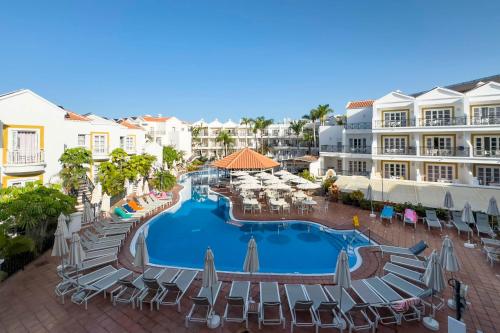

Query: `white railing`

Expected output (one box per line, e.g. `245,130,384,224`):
7,150,45,165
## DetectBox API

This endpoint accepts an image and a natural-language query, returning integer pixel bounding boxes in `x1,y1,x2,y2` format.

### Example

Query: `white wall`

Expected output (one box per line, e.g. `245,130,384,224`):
319,125,344,147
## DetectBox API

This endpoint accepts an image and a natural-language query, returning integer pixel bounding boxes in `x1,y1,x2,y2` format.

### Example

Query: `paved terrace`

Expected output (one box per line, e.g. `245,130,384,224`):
0,185,499,333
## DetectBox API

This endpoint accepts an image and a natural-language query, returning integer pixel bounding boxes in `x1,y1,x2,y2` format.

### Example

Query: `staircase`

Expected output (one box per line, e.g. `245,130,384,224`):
75,174,94,212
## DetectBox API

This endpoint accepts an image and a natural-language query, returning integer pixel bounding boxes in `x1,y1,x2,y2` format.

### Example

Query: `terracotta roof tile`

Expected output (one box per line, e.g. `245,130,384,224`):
65,111,90,121
212,148,279,170
118,120,143,130
143,116,171,122
346,100,374,109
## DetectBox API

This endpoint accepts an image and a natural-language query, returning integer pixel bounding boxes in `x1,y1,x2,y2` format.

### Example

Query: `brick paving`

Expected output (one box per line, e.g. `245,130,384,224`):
0,185,499,333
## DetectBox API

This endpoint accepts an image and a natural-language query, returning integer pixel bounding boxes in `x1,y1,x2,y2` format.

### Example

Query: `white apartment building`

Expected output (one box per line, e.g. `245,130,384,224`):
127,115,192,158
319,75,500,187
0,89,149,188
191,118,315,161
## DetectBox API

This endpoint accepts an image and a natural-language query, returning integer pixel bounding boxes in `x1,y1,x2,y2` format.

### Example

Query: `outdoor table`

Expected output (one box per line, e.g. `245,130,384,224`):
302,199,317,212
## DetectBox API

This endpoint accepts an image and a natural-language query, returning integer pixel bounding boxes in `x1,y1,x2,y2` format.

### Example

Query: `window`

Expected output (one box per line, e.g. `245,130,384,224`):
383,110,408,127
348,138,367,153
477,166,500,186
424,136,453,155
120,136,135,152
92,134,107,154
427,164,454,182
474,135,500,156
7,177,39,187
383,162,407,179
78,134,86,147
383,136,407,154
423,108,452,126
337,159,342,171
472,105,500,125
348,161,367,173
9,129,40,164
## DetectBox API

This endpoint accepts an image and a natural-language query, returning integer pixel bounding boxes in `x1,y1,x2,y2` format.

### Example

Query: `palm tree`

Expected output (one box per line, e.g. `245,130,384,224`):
289,120,306,154
303,131,314,155
303,109,319,149
254,117,273,154
315,104,333,125
240,117,253,148
215,130,235,157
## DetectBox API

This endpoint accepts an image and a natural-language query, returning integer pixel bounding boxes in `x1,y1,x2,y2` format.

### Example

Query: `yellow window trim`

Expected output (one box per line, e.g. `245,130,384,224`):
2,124,45,166
90,131,110,154
2,175,43,188
423,162,458,179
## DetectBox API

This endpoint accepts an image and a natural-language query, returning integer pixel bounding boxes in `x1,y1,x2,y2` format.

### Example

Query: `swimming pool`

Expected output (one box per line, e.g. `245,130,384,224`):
132,172,374,275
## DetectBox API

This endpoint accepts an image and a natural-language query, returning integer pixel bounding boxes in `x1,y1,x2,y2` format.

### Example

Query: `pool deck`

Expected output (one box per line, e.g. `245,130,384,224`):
0,184,499,333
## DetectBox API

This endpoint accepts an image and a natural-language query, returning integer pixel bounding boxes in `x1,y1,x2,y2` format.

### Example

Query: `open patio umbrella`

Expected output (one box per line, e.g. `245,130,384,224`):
254,171,271,179
439,236,460,309
202,247,220,327
280,174,299,181
461,202,475,246
274,170,290,176
69,233,86,289
443,191,454,226
423,250,446,331
366,185,375,217
100,193,111,216
291,177,309,184
240,177,260,184
274,183,291,191
133,231,149,274
143,180,150,194
239,183,262,191
334,249,351,328
57,213,70,239
264,179,282,186
297,182,321,190
51,227,69,272
487,196,499,228
231,171,248,177
136,179,144,196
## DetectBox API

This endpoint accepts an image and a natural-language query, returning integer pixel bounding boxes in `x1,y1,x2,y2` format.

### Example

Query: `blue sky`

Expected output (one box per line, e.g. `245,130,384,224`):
1,1,499,122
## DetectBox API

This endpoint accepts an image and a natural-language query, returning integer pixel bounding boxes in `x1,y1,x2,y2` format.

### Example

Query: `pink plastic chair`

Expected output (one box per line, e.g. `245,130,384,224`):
403,208,417,229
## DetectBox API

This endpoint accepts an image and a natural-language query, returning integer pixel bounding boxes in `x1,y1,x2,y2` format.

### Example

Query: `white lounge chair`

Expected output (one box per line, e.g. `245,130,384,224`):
185,281,223,327
390,255,426,270
351,279,399,326
222,281,250,328
383,263,424,284
156,269,198,312
112,267,164,308
303,284,344,333
259,282,285,329
284,284,315,333
138,268,180,311
379,241,428,257
424,210,443,231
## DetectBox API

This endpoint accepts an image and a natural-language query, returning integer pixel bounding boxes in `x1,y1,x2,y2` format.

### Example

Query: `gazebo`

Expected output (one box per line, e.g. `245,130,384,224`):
212,148,279,181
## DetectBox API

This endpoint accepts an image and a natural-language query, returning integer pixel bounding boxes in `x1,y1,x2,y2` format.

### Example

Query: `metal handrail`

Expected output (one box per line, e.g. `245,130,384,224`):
6,150,45,165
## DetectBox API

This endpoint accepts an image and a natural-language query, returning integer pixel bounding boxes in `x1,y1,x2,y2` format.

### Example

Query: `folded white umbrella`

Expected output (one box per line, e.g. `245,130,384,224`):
57,213,70,239
143,180,150,194
439,236,459,273
136,179,144,196
487,196,499,216
51,227,69,269
100,193,111,214
133,231,149,273
461,202,475,224
90,183,102,205
334,250,351,314
243,237,259,274
202,247,219,305
125,178,133,196
69,233,86,268
443,191,454,210
297,182,321,190
422,250,445,330
83,201,93,224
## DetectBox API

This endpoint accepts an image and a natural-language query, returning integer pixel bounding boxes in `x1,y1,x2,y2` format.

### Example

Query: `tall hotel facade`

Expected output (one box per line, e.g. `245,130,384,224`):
320,75,500,187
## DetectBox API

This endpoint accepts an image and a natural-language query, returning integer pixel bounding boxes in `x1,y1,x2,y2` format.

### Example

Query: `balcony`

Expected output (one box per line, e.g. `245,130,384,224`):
417,117,466,127
375,147,417,155
373,119,415,128
473,148,500,158
121,146,137,155
320,145,371,154
420,147,469,157
470,117,500,126
148,130,166,136
344,122,372,130
3,150,46,174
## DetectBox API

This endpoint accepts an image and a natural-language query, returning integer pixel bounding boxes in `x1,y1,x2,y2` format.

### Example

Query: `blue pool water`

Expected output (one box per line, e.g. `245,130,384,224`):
140,173,372,274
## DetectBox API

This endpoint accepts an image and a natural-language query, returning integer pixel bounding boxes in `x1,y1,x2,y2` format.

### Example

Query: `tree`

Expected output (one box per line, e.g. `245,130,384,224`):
215,130,235,157
289,120,307,153
191,126,202,151
303,131,314,155
162,146,182,169
0,184,76,253
129,154,156,179
59,147,92,195
240,117,253,147
315,104,333,126
302,109,319,150
253,116,273,154
150,169,177,192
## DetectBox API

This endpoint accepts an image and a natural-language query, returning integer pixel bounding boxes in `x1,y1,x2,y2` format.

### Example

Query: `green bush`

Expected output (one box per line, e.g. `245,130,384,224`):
298,170,315,182
151,169,177,192
0,271,7,282
349,190,364,206
340,193,352,205
322,177,337,192
359,199,371,210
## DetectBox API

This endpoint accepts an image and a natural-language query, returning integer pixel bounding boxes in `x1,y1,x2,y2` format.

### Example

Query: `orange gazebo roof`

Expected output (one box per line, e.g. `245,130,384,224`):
212,148,279,170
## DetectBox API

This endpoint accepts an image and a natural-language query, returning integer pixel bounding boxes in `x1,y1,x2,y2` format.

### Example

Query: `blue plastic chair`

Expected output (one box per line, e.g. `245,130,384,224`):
381,205,394,223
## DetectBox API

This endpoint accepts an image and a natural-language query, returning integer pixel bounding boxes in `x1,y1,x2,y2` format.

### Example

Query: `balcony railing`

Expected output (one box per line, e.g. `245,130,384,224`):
320,145,371,154
417,117,467,127
473,148,500,157
376,147,417,155
470,117,500,126
320,169,370,177
373,119,415,128
6,150,45,165
420,147,469,157
92,147,109,155
344,122,372,130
